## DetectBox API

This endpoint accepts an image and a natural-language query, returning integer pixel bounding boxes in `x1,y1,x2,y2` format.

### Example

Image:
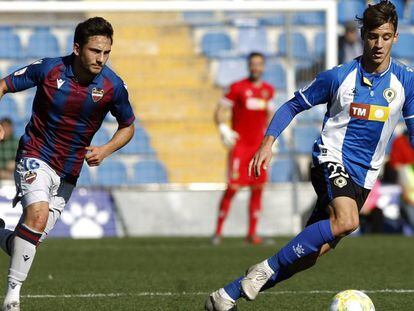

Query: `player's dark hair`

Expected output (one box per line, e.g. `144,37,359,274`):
74,17,114,48
357,0,398,36
0,118,12,125
248,52,265,63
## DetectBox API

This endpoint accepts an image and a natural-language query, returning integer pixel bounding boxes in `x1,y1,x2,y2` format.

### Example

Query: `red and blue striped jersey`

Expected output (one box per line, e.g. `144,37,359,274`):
4,55,135,184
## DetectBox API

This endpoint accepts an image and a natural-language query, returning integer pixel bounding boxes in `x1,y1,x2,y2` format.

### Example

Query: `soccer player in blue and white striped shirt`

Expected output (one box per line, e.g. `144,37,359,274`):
206,1,412,310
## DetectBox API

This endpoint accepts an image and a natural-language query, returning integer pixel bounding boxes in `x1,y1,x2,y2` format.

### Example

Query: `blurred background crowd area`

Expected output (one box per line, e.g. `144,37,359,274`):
0,0,414,235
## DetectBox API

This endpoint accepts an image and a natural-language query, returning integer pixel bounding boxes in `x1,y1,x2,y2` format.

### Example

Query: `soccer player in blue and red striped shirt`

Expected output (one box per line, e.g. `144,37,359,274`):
0,17,135,310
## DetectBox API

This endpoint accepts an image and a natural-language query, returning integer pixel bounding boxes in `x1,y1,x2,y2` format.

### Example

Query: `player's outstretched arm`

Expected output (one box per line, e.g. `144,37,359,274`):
85,122,135,167
249,135,275,178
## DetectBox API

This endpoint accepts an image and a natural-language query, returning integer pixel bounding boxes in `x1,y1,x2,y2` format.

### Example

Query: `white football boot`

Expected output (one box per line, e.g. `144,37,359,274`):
241,260,274,301
3,301,20,311
205,289,237,311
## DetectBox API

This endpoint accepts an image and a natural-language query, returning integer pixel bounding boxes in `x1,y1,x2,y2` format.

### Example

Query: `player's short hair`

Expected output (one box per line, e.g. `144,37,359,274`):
0,118,12,126
357,0,398,36
248,52,265,63
74,16,114,48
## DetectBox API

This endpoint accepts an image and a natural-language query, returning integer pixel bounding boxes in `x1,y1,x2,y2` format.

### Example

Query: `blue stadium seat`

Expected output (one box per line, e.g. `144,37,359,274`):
0,97,21,123
182,12,218,26
201,32,232,58
293,126,320,153
392,32,414,60
314,32,326,56
270,159,296,183
66,34,74,55
6,62,29,76
132,160,168,184
119,127,155,155
14,120,26,138
215,57,248,87
278,33,309,59
392,0,405,21
23,97,33,120
96,159,128,186
263,61,286,90
275,134,288,154
338,0,365,24
236,27,268,55
260,14,285,26
77,167,93,186
293,12,325,25
27,27,60,58
91,129,110,146
0,27,24,59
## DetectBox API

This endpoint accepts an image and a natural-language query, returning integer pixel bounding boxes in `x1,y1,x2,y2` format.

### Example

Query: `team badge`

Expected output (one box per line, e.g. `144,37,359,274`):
91,88,104,102
245,89,253,97
383,88,396,103
334,176,347,188
24,171,37,185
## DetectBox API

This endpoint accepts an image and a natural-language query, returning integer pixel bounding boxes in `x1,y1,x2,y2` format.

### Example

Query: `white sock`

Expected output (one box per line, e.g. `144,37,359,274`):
4,280,21,305
4,224,42,304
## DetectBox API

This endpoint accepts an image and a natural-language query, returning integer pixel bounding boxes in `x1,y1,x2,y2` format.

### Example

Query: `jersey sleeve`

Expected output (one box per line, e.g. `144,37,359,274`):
4,59,47,93
294,67,339,110
402,73,414,120
219,83,238,107
110,81,136,128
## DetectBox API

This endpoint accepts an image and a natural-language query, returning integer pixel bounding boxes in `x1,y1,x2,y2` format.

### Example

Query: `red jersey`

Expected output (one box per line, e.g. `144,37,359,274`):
221,78,275,148
390,134,414,167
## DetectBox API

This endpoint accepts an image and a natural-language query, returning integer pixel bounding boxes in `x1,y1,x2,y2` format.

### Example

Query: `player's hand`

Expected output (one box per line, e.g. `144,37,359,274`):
85,145,110,167
219,124,239,148
0,124,4,141
248,136,275,178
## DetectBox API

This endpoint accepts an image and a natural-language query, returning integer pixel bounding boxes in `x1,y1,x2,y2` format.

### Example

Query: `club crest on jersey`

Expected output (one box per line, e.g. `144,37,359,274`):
349,103,389,122
245,89,253,97
24,171,37,185
91,88,104,102
334,176,347,188
261,89,270,99
383,88,396,103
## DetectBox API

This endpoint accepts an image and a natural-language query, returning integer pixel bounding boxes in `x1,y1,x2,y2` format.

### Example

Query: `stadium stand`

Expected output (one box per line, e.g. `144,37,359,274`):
132,160,168,184
277,33,309,59
293,126,320,154
27,27,60,58
236,26,268,55
270,158,297,183
0,27,24,59
2,2,413,185
201,31,232,57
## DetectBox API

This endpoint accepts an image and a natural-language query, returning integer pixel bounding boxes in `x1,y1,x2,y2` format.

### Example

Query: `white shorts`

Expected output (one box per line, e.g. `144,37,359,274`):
14,157,75,240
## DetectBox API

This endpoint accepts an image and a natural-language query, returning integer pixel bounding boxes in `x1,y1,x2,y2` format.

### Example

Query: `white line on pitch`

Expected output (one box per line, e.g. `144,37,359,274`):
20,289,414,299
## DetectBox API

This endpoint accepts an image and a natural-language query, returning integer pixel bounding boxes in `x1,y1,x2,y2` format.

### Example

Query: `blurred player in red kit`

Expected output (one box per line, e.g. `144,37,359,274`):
213,52,275,245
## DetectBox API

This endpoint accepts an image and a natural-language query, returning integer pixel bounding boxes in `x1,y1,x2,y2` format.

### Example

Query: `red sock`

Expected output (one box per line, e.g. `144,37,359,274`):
248,187,263,237
215,187,237,236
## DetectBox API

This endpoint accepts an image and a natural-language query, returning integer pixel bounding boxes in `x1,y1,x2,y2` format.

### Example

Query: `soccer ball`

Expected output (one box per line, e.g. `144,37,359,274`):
329,290,375,311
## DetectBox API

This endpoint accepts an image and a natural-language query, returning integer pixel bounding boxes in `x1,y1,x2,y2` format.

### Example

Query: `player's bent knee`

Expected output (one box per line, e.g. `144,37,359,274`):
332,217,359,236
24,202,50,232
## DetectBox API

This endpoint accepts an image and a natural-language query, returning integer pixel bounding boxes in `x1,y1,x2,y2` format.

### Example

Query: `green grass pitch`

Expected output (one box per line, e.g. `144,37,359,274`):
1,236,413,310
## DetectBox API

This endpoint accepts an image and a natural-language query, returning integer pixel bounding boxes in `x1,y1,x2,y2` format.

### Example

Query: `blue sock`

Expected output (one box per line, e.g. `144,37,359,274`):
261,268,293,292
267,219,334,272
223,276,244,300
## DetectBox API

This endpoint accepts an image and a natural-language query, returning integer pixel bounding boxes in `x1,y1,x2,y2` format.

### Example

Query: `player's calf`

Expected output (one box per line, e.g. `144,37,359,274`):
329,197,360,237
3,202,48,310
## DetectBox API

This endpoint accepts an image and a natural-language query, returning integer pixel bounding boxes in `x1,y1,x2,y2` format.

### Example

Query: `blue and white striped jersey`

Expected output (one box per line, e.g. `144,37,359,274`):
295,57,414,189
